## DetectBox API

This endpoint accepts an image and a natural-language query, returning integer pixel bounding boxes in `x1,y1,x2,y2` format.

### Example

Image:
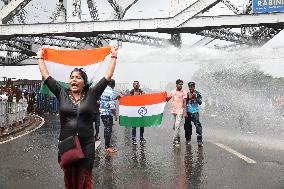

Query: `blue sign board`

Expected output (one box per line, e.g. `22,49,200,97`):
253,0,284,13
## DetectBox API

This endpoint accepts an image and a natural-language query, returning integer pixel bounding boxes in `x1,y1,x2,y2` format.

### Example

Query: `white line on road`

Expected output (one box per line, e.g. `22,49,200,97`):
95,140,101,150
0,115,45,145
211,141,257,164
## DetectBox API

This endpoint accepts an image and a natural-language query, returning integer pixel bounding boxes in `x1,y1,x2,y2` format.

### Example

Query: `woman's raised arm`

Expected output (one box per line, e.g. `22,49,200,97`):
104,45,118,81
36,48,49,80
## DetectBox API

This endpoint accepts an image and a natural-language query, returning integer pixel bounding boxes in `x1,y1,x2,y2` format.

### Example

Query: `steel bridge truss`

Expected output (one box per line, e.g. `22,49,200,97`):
193,0,281,46
96,33,170,47
197,29,255,45
0,0,283,65
0,36,94,65
0,33,169,65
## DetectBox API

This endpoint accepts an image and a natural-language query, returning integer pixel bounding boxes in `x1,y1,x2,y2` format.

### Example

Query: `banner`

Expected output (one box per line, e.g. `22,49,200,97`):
253,0,284,13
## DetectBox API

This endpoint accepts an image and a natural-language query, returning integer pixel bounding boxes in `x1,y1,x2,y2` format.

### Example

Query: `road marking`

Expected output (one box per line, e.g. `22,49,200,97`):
0,115,45,145
95,140,101,150
1,116,103,151
211,141,257,164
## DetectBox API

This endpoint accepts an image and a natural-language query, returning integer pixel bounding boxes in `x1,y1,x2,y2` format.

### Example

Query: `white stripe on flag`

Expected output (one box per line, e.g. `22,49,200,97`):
45,60,106,82
119,102,166,117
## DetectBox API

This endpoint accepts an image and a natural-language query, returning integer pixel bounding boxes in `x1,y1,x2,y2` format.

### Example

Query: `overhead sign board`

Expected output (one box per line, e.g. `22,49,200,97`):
253,0,284,13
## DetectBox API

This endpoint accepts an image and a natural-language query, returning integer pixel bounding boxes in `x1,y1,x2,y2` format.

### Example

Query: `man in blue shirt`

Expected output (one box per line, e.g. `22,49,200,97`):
100,79,118,153
184,82,203,147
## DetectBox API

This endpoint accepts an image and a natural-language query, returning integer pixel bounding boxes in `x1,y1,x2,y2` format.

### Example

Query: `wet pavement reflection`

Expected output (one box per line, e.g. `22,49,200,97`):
92,108,207,189
0,110,284,189
0,114,63,189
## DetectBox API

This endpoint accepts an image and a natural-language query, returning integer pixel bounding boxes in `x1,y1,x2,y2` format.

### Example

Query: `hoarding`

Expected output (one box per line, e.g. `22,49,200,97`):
253,0,284,13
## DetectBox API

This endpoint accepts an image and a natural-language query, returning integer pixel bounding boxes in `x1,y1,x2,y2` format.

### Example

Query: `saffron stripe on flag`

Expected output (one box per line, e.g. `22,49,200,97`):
43,48,110,66
119,92,167,106
119,114,163,127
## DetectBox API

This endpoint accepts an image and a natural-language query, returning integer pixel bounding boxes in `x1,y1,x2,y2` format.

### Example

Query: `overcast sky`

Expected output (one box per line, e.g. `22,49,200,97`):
0,0,283,90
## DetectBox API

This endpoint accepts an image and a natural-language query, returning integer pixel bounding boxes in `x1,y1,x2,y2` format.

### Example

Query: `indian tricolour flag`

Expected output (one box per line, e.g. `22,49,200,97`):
119,92,167,127
40,47,111,96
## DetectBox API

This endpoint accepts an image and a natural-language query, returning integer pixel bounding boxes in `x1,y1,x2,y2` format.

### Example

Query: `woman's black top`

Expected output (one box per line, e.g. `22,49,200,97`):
44,76,108,146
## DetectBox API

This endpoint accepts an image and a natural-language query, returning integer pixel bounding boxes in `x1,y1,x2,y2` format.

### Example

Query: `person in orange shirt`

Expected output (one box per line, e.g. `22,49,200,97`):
167,79,187,146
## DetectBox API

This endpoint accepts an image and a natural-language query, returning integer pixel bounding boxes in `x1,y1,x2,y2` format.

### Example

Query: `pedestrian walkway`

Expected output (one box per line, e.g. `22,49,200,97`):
0,115,44,143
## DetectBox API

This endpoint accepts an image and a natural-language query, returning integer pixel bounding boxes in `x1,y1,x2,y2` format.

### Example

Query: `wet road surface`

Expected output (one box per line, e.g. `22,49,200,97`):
0,109,284,189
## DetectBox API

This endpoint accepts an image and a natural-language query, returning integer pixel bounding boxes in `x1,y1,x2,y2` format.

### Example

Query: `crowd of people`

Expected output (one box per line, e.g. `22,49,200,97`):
0,85,37,114
166,79,203,147
36,46,204,189
0,86,35,133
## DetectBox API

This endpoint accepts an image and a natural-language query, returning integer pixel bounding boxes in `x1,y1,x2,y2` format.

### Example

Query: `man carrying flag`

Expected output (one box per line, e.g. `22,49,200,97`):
129,81,146,145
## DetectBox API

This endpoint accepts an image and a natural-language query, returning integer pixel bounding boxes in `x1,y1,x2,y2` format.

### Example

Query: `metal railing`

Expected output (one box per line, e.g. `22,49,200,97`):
0,101,28,129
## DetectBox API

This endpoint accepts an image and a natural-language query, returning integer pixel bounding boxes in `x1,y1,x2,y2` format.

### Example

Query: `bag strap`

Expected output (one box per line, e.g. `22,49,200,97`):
75,102,80,135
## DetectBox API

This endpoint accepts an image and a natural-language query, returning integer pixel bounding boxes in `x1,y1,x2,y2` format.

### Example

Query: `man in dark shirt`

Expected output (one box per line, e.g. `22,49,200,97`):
129,81,146,145
93,100,101,141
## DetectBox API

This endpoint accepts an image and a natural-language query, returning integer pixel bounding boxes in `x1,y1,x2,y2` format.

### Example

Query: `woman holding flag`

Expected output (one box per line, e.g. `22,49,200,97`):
36,45,118,189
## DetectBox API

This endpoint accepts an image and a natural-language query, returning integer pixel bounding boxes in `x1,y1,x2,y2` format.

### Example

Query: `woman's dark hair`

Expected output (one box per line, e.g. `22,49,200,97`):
70,68,90,91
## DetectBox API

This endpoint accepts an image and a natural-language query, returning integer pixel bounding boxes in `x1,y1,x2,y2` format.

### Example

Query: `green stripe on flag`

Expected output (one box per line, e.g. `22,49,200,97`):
39,81,68,97
119,114,163,127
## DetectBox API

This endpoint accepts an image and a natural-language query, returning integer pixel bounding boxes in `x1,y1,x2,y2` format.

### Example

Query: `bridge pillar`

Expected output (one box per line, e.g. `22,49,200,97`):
170,33,182,47
63,0,81,22
56,0,66,23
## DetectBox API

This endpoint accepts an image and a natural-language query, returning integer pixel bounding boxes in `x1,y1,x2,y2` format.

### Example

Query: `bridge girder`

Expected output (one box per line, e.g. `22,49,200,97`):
12,36,91,49
0,0,32,24
97,33,170,47
0,0,226,38
87,0,99,21
0,43,22,52
221,0,242,14
0,53,29,66
0,12,283,39
0,32,170,65
0,36,96,65
197,29,256,45
49,2,66,23
0,0,283,66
